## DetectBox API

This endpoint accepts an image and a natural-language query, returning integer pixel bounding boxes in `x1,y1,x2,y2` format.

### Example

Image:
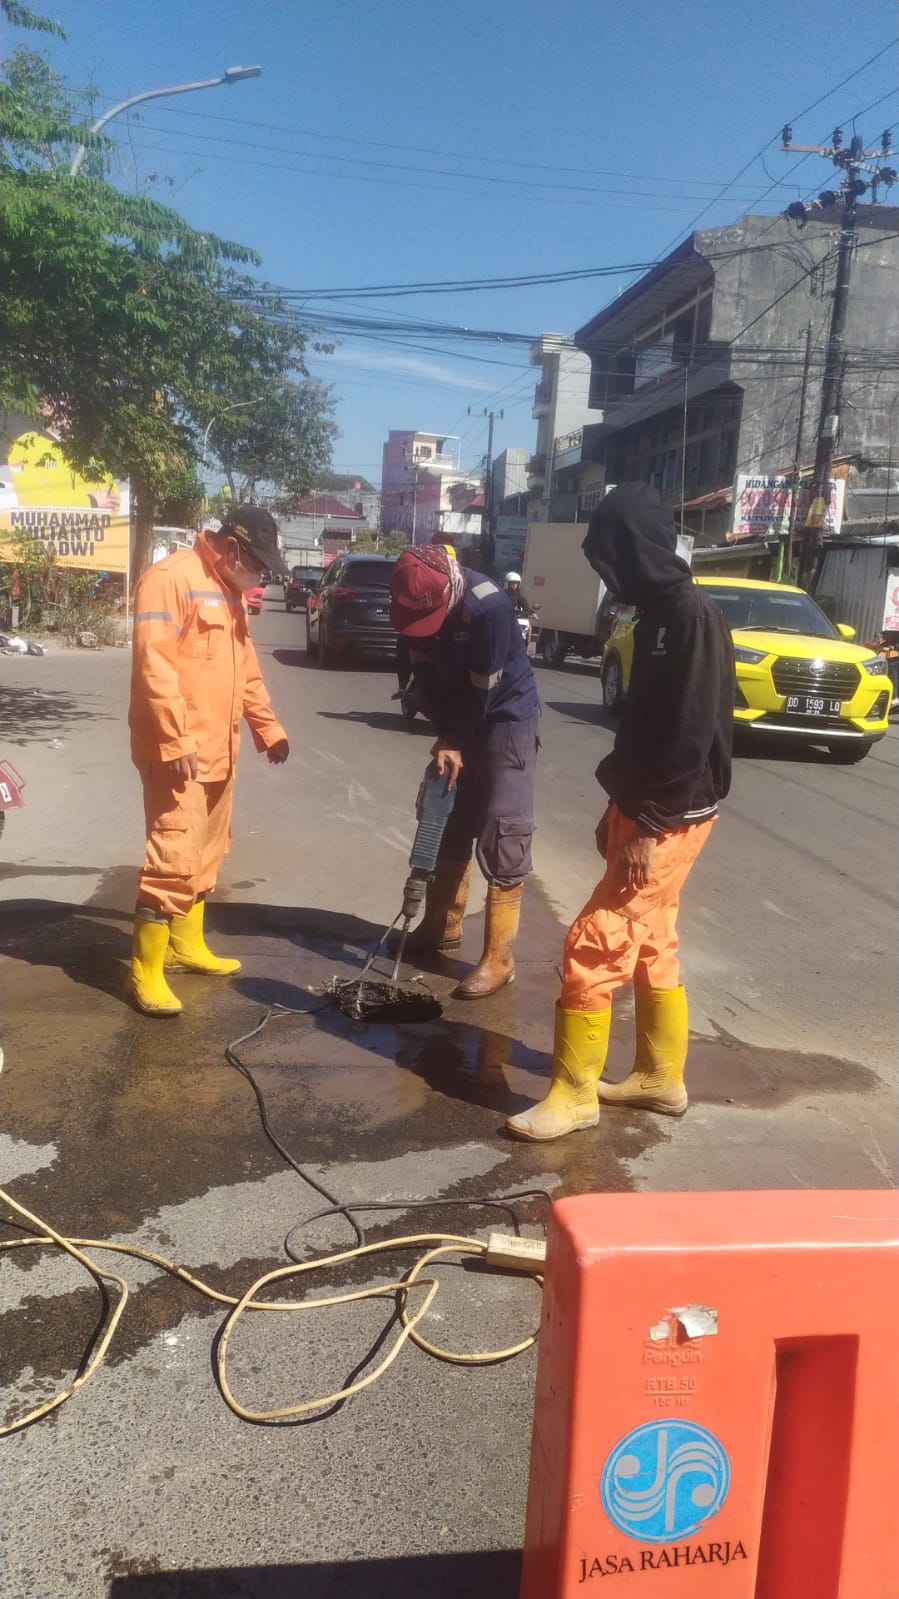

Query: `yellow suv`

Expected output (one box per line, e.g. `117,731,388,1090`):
601,576,891,763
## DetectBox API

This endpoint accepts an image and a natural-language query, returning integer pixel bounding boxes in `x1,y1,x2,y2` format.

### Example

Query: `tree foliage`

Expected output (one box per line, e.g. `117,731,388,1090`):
351,528,408,555
211,380,339,503
0,0,337,571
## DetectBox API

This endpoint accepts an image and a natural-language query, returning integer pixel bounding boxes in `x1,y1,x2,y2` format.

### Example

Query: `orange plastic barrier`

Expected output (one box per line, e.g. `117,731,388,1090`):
521,1191,898,1598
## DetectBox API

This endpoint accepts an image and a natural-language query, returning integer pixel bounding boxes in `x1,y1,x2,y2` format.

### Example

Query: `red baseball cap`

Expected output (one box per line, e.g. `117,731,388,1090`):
390,547,452,637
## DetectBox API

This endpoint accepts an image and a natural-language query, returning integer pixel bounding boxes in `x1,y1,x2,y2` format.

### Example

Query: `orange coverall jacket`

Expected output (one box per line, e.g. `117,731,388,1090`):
129,532,286,778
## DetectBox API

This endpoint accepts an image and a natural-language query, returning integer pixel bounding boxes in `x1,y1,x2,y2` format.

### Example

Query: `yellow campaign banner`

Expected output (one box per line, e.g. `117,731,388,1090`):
0,425,129,574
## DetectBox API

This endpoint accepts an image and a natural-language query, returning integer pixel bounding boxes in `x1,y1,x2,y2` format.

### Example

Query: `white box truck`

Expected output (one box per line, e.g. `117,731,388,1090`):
523,521,694,668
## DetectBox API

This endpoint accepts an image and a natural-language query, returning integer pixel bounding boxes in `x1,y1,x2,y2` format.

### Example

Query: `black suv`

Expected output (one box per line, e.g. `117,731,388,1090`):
285,566,325,611
306,554,398,666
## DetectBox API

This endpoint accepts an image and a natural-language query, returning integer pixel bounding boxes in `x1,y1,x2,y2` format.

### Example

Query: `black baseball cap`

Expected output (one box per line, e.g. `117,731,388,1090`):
218,505,288,578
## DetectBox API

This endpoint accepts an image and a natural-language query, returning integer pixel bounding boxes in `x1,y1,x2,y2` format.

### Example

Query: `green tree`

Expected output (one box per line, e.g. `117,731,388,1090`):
210,379,337,504
349,528,408,555
155,463,204,531
0,1,337,574
379,529,410,555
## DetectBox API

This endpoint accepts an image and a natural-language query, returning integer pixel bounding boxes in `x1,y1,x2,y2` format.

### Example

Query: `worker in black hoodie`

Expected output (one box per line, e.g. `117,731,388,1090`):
508,482,734,1142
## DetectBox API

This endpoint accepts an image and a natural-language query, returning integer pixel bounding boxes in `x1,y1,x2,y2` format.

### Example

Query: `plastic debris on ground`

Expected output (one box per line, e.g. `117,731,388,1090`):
0,635,45,655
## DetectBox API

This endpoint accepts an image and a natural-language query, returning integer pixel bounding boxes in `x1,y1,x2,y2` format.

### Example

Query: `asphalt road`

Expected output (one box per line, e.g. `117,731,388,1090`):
1,589,896,1599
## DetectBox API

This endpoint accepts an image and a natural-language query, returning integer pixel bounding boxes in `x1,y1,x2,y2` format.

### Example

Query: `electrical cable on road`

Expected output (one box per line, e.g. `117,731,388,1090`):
0,992,553,1434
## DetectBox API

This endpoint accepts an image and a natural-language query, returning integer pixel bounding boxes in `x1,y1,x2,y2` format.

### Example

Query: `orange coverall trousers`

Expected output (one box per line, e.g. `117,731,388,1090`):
139,767,234,920
561,804,714,1011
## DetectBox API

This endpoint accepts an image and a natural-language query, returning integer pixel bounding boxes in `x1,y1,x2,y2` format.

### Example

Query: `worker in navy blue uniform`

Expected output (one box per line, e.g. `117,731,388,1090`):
390,544,540,999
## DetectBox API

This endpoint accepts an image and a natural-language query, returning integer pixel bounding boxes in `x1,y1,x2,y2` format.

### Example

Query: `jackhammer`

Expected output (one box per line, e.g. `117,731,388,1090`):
327,760,457,1020
389,761,458,979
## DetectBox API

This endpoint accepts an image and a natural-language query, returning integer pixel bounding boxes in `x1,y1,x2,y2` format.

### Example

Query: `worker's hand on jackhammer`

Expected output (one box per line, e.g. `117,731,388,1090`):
616,830,657,891
168,753,198,784
266,738,290,765
431,741,463,791
595,807,611,859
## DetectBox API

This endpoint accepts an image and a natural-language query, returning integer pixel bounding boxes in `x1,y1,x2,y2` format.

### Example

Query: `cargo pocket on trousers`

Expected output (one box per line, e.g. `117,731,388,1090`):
145,809,195,880
494,816,533,881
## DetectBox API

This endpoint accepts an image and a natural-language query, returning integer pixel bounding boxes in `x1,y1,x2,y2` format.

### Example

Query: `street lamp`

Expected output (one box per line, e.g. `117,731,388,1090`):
69,66,262,176
201,397,265,515
202,397,265,465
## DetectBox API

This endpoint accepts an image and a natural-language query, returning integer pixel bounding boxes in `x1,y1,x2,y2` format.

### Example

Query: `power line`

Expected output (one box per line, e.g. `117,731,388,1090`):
120,134,702,215
649,35,899,259
228,228,897,304
129,118,774,207
96,94,799,192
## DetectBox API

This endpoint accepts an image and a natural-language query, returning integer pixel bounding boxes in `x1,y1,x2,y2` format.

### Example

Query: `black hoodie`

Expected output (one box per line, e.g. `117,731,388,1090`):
582,483,734,835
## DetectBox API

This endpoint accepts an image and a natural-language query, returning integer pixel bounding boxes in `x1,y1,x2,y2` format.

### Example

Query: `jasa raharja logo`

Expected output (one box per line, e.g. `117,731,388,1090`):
600,1419,730,1544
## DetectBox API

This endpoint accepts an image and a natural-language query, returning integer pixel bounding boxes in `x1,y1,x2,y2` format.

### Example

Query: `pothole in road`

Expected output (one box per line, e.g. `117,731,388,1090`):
329,978,443,1024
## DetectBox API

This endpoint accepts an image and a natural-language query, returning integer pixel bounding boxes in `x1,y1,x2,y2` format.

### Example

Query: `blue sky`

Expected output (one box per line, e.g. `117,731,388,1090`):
25,0,899,485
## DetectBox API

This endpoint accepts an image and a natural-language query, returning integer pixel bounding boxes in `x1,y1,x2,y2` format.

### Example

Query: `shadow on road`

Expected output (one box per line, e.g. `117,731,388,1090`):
542,698,617,731
0,682,111,746
534,656,603,678
271,647,317,670
0,897,132,1001
731,730,874,765
0,896,544,1122
316,708,432,734
108,1549,521,1599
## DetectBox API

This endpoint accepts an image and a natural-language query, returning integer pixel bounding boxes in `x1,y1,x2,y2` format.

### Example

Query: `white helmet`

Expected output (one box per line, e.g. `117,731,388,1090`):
504,571,522,584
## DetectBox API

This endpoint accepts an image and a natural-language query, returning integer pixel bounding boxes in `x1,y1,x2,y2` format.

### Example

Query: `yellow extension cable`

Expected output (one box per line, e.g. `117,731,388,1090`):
0,1184,543,1434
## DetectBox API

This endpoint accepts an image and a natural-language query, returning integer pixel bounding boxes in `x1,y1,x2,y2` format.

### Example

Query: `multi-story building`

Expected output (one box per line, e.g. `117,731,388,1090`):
277,495,368,565
571,208,899,543
526,334,603,520
492,446,528,510
380,430,480,543
315,472,381,530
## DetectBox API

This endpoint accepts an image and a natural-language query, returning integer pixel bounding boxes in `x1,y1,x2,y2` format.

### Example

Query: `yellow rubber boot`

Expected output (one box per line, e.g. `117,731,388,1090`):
166,901,241,976
597,985,689,1116
507,1004,611,1141
129,917,182,1017
407,858,473,954
455,883,522,999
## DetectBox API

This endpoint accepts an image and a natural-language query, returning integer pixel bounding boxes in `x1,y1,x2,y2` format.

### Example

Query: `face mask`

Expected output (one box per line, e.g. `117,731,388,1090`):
222,538,263,594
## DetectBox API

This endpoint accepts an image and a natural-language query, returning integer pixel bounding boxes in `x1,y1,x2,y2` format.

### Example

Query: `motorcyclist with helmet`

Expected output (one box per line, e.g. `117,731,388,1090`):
503,571,538,648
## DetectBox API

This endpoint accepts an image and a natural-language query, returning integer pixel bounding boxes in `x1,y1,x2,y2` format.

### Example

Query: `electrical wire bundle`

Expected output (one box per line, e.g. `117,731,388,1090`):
0,1012,551,1435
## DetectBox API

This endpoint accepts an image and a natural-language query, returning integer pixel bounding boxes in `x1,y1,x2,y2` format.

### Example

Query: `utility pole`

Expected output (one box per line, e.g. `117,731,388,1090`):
402,443,421,545
781,124,896,584
470,407,503,569
783,319,814,582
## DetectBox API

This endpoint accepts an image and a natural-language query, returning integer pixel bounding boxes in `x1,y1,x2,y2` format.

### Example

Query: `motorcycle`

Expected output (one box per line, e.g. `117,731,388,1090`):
516,604,540,652
0,758,26,842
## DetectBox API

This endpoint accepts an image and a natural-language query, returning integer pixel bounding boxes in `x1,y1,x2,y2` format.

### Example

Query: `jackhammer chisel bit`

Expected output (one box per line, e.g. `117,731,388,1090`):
387,763,458,980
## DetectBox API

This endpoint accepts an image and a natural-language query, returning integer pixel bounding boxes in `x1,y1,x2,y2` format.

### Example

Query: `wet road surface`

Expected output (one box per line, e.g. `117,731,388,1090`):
1,591,896,1598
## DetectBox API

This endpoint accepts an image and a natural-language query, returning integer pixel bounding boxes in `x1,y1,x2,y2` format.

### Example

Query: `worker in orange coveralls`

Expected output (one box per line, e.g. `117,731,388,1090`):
508,483,734,1141
128,506,289,1017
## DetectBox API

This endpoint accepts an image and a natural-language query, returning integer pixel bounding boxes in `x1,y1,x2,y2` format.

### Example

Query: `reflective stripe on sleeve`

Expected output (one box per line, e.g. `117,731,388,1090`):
470,668,503,691
134,611,181,632
471,580,498,599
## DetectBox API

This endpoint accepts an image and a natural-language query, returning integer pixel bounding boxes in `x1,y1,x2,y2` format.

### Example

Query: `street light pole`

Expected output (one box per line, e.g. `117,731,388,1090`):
69,66,261,176
201,396,265,514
